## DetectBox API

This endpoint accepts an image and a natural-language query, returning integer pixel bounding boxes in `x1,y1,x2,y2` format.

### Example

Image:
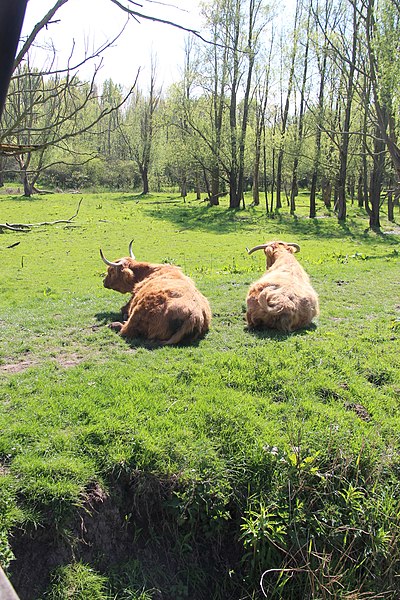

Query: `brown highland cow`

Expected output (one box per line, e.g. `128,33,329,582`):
246,241,319,332
100,241,211,345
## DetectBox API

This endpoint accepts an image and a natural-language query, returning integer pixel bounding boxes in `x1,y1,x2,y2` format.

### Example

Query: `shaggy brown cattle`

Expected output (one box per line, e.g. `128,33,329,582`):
245,240,319,332
100,241,211,344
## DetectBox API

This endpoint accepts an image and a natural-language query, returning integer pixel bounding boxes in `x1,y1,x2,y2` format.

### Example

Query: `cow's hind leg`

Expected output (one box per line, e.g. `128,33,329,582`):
109,321,124,332
119,311,142,338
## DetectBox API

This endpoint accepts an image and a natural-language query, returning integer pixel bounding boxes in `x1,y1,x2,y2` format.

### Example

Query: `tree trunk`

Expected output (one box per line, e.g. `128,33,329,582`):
23,171,33,197
275,152,283,210
227,1,240,209
202,166,212,202
210,165,220,206
196,180,201,201
336,2,358,222
181,176,187,199
368,170,381,230
0,157,4,187
229,169,240,209
290,8,311,216
321,177,332,209
309,172,317,218
275,0,301,211
357,173,364,208
289,169,298,215
336,159,347,221
309,2,329,219
0,0,29,117
387,190,394,222
361,76,370,211
252,144,260,206
348,176,355,203
236,0,258,211
141,167,149,195
366,0,400,186
16,152,33,197
254,35,273,211
368,123,385,230
270,144,275,212
263,127,269,213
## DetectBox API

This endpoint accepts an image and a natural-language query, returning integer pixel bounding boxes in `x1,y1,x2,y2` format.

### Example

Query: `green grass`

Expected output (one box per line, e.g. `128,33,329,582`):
0,191,399,599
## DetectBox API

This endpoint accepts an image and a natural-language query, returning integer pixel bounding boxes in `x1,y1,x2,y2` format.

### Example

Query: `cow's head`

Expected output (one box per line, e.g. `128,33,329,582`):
246,241,300,268
100,240,139,293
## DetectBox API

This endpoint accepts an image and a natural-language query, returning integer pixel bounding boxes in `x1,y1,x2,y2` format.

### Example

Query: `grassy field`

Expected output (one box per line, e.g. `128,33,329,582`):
0,191,399,600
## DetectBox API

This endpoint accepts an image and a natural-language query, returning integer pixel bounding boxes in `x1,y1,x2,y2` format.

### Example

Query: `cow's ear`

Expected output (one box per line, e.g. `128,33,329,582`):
265,246,274,258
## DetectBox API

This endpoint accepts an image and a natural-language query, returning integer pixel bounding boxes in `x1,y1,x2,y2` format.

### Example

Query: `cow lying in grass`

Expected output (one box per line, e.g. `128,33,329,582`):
100,241,211,345
245,240,319,332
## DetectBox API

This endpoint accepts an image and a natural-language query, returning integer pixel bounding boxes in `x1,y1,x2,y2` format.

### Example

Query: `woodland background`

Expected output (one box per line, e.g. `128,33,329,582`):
1,0,400,231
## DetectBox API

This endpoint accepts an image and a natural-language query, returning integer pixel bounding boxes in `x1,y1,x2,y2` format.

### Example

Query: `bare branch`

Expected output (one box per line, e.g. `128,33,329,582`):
0,198,83,232
13,21,129,81
0,224,28,232
108,0,234,49
14,0,69,69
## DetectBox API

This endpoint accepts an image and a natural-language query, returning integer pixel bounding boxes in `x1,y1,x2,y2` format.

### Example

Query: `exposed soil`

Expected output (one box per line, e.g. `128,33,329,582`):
345,402,371,422
0,360,38,374
9,473,238,600
10,476,162,599
53,352,86,368
0,352,94,374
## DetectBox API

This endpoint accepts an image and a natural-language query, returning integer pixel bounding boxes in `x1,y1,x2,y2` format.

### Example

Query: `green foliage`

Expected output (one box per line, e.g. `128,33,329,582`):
44,562,108,600
240,444,400,598
106,560,155,600
0,192,399,598
39,159,141,191
0,476,22,568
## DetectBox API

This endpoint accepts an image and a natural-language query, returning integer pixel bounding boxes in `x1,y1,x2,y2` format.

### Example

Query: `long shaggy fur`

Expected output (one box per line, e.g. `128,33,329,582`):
246,241,319,332
102,257,211,345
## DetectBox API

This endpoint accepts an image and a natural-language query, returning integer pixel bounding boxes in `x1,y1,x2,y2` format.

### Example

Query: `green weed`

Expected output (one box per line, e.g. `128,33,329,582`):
43,562,108,600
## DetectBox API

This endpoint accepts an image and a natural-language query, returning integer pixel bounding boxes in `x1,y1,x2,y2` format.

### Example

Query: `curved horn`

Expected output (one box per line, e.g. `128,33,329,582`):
246,244,270,255
99,248,120,267
287,243,300,253
128,239,136,260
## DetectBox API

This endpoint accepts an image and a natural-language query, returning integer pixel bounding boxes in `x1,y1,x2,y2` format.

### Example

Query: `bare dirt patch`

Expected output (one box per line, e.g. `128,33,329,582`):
345,402,371,422
0,360,38,374
53,353,86,368
0,353,85,374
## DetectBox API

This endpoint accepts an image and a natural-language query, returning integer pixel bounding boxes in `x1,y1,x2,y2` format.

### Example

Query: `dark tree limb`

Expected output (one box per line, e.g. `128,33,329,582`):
0,0,29,117
13,0,69,70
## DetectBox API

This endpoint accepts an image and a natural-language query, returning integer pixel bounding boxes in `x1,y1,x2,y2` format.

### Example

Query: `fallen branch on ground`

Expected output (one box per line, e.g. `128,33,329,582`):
0,198,83,232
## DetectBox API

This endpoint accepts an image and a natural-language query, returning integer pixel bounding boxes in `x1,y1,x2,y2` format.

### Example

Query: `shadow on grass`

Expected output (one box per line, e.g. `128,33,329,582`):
1,194,35,202
123,335,206,350
143,201,256,235
95,310,122,324
245,322,318,341
351,249,399,261
116,193,183,204
138,199,397,244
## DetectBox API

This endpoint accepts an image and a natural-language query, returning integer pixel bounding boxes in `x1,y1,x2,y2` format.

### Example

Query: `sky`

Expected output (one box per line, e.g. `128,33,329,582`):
22,0,203,89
